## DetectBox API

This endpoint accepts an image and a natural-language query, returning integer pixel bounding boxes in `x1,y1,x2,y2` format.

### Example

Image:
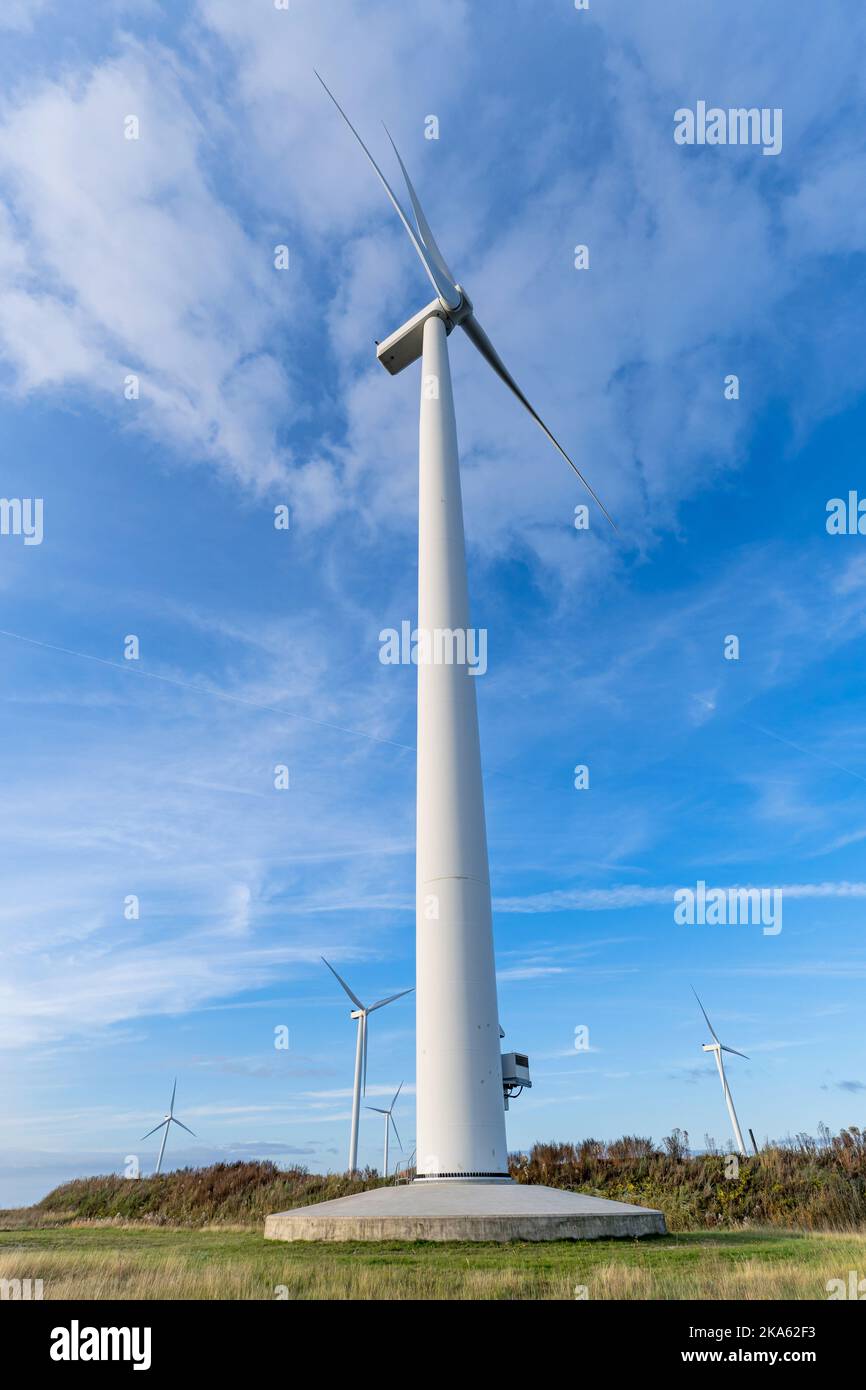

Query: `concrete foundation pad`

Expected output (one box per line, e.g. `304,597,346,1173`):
264,1180,666,1242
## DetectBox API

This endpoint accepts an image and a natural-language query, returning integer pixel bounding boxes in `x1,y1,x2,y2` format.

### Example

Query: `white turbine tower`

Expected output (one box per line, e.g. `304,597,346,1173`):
693,989,749,1159
318,76,616,1182
141,1079,195,1176
321,957,413,1173
366,1080,404,1179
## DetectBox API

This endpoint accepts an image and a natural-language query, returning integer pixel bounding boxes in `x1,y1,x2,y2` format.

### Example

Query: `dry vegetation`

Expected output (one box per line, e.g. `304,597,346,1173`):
8,1124,864,1235
7,1163,386,1229
512,1126,866,1232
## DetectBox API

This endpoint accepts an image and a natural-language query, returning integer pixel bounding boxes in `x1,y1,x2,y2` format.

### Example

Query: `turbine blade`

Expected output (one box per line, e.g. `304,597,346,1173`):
169,1077,177,1116
170,1118,196,1137
140,1122,166,1141
366,1106,388,1114
391,1079,404,1111
315,73,459,309
382,123,458,294
367,987,414,1014
721,1045,749,1061
691,986,721,1045
460,315,617,531
390,1115,403,1150
321,956,365,1011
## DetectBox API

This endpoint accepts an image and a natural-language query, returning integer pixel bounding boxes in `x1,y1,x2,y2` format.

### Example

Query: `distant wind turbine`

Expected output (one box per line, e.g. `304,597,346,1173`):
693,989,749,1158
140,1079,195,1176
366,1081,404,1179
321,958,413,1173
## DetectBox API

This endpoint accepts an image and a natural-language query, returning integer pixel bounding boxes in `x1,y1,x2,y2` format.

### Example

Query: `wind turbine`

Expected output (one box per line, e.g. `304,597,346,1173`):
140,1079,195,1176
318,77,615,1182
321,957,413,1173
366,1080,404,1178
693,989,749,1159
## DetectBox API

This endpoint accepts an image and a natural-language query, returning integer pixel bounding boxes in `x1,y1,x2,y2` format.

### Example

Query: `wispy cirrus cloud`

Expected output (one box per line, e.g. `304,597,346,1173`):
0,1,863,563
495,882,866,915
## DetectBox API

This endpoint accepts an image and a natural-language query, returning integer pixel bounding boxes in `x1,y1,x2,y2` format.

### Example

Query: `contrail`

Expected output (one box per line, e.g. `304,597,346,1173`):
0,627,414,754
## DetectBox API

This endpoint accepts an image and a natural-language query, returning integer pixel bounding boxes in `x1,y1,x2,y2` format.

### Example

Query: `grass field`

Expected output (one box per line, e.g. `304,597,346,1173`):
3,1147,863,1300
1,1224,862,1300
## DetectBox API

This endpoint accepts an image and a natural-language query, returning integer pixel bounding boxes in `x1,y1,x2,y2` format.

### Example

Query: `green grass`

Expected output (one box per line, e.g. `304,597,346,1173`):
1,1224,863,1300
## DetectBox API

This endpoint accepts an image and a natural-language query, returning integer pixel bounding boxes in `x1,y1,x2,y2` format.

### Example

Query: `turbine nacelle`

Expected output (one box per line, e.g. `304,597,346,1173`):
692,987,749,1060
317,72,617,531
376,291,473,377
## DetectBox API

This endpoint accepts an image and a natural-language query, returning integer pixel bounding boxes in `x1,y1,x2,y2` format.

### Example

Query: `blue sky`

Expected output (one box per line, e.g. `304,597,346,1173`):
1,0,865,1206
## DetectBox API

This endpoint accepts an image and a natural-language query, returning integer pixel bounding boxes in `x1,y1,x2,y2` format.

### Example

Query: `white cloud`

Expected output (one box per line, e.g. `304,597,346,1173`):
496,881,866,916
0,0,50,31
0,42,298,489
496,965,566,981
0,1,862,573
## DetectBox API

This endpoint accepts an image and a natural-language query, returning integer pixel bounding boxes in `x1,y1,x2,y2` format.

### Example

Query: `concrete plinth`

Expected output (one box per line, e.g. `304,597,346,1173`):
264,1180,666,1242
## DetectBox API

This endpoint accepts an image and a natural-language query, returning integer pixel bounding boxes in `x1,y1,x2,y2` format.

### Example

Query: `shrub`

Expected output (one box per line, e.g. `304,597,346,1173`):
508,1124,866,1232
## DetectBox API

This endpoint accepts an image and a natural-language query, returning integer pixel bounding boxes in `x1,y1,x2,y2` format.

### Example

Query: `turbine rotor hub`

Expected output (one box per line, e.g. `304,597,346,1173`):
440,286,472,327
